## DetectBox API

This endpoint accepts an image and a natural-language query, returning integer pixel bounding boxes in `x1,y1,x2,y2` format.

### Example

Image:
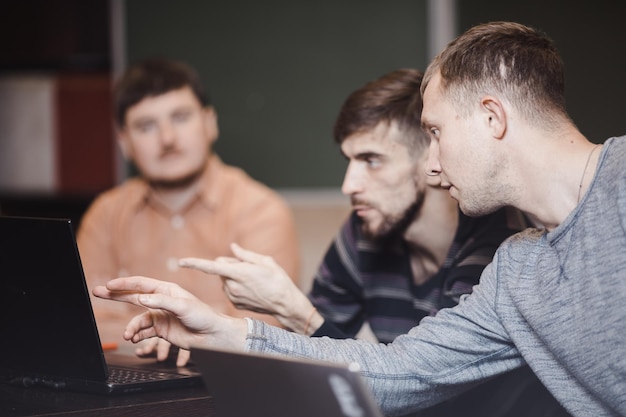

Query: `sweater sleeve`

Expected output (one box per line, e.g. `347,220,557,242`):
246,252,526,416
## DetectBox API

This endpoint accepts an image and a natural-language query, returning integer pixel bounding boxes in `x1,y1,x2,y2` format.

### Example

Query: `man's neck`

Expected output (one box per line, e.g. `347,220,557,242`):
509,128,599,231
403,187,459,285
148,163,208,214
151,182,201,213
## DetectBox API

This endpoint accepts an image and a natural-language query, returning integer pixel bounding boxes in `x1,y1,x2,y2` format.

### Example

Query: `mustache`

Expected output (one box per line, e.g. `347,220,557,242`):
158,147,182,159
350,197,379,211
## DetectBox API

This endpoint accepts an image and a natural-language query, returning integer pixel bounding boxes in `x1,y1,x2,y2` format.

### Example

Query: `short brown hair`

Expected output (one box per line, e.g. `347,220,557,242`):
422,21,569,128
114,58,211,127
333,68,428,155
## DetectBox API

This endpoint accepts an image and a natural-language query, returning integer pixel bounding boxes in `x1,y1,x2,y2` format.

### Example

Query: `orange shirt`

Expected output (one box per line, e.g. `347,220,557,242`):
77,155,299,346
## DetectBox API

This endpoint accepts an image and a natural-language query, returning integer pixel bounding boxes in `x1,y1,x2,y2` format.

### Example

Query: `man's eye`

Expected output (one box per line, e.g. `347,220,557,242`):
366,158,381,168
429,127,439,138
136,122,156,133
173,111,191,123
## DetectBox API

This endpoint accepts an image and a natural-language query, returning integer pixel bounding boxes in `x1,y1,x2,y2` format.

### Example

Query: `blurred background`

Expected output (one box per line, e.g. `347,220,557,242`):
2,0,625,204
0,0,624,283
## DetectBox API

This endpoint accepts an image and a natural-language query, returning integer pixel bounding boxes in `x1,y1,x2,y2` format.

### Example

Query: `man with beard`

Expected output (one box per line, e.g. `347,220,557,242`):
175,69,568,416
77,58,299,366
93,23,624,417
185,68,527,343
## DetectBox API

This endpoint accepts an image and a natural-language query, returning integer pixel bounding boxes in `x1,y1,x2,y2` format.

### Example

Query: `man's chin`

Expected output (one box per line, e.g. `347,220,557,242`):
361,222,392,242
360,201,422,244
361,227,380,241
458,199,501,218
362,226,402,244
358,217,377,237
149,171,202,189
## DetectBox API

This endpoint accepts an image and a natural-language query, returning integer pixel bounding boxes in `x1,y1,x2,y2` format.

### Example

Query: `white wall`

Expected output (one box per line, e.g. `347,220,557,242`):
0,75,56,193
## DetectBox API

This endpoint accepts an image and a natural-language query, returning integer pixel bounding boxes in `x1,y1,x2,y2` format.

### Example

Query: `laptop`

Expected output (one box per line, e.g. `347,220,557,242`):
0,216,203,394
191,346,384,417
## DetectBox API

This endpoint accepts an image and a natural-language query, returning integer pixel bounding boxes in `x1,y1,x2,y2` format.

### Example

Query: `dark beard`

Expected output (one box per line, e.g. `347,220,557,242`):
361,189,425,245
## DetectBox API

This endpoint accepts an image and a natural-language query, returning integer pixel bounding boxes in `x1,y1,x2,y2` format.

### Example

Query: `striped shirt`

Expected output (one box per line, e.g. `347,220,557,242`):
310,206,529,343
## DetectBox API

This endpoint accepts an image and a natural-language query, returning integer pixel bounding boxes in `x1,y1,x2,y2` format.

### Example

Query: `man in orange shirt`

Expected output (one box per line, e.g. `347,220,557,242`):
77,58,299,365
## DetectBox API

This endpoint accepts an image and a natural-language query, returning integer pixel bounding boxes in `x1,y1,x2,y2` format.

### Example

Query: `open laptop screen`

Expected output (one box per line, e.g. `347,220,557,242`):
0,216,109,382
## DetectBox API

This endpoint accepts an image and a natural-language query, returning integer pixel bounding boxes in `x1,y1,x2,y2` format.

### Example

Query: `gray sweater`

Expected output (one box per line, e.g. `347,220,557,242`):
246,136,626,417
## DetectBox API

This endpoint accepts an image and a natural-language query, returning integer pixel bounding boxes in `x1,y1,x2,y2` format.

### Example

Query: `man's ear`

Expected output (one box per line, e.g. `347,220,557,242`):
481,96,507,139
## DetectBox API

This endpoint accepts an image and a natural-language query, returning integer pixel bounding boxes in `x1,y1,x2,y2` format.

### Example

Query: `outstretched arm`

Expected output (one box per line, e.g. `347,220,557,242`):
92,261,523,416
179,243,324,335
92,276,248,352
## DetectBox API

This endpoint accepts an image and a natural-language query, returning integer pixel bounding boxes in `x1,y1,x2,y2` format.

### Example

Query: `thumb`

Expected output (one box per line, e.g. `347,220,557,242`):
231,243,275,267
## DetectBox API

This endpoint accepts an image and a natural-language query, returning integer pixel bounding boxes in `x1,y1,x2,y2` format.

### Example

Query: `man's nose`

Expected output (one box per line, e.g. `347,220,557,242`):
341,162,363,196
158,121,177,147
425,140,442,177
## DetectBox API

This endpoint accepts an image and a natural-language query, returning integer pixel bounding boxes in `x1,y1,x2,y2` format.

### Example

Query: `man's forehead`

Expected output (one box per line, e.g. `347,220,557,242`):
126,87,201,119
348,122,406,144
137,85,198,106
421,74,443,125
341,122,412,158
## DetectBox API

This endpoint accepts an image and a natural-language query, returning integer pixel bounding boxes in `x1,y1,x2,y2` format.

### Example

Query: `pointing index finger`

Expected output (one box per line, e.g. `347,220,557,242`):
179,257,243,280
231,243,274,266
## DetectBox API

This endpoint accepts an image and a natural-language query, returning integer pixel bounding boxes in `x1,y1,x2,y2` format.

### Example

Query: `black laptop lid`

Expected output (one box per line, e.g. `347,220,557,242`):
0,216,108,382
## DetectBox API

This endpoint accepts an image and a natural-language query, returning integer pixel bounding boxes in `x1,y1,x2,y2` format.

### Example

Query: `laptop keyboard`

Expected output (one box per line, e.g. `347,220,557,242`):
107,366,187,384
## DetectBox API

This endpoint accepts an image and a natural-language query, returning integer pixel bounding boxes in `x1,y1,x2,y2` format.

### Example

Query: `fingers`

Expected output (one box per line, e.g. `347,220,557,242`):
178,257,223,274
92,284,113,299
178,244,279,280
215,256,238,263
179,257,252,282
93,276,182,300
176,349,191,367
181,244,277,269
134,337,182,364
124,311,159,343
93,277,197,313
133,292,195,319
231,243,276,267
135,337,159,357
105,276,167,292
156,339,172,362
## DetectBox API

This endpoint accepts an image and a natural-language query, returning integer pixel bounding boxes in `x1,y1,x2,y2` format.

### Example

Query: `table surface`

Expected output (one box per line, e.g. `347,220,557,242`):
0,350,216,417
0,382,215,417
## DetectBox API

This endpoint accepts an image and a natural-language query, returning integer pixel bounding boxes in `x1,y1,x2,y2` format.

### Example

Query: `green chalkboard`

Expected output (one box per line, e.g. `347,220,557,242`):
125,0,428,188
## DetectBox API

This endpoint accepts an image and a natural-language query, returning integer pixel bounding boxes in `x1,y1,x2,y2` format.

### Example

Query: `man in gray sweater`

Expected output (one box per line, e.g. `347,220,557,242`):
93,21,625,417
